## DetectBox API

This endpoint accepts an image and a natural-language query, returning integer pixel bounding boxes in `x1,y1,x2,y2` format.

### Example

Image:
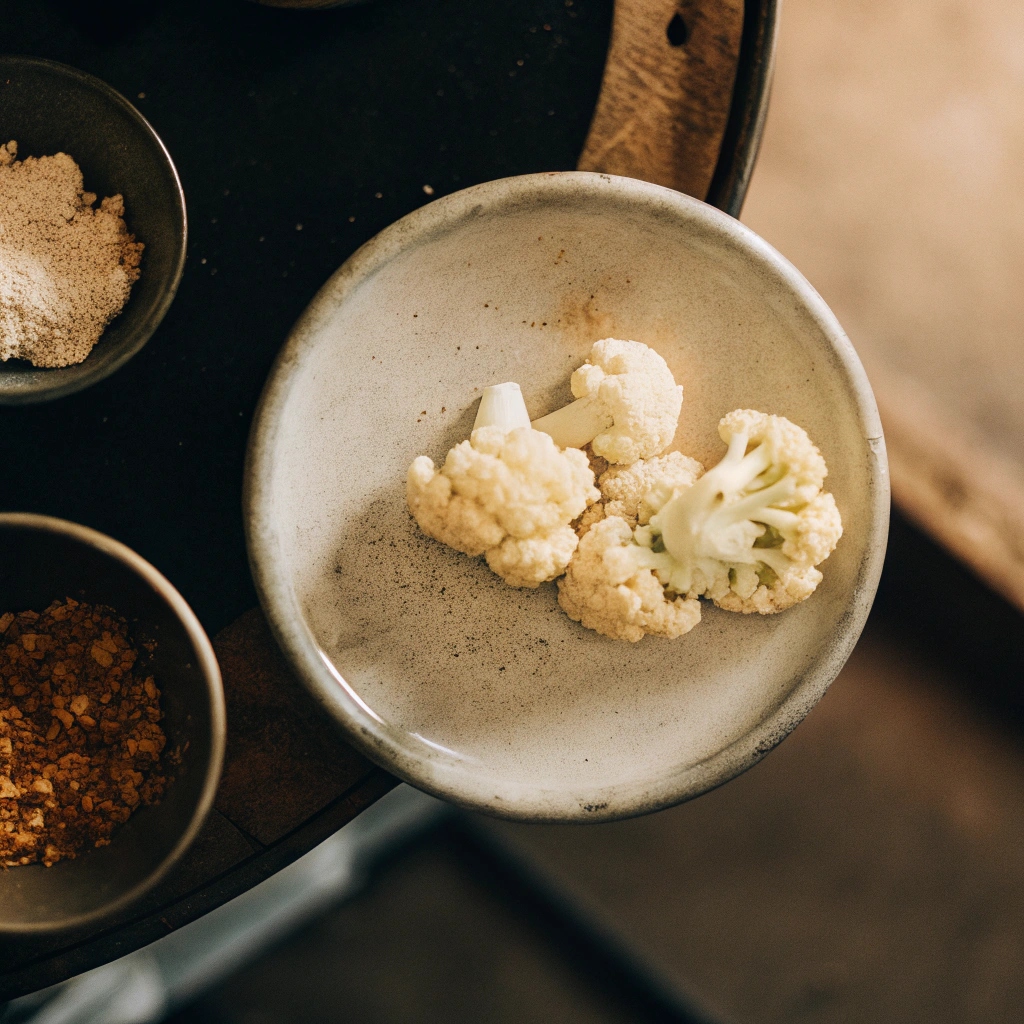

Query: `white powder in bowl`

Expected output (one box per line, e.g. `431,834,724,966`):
0,140,144,368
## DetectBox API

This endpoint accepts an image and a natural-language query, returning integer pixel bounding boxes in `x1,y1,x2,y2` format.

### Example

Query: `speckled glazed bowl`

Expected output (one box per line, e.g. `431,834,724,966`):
245,172,888,822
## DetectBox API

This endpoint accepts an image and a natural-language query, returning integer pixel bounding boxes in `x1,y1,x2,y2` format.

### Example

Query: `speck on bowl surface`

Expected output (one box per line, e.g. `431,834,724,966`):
0,515,224,934
0,55,186,404
245,172,889,823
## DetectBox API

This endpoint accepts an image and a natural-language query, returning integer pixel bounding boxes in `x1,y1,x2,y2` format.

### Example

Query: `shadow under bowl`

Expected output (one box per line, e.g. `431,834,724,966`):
0,55,187,404
0,514,224,935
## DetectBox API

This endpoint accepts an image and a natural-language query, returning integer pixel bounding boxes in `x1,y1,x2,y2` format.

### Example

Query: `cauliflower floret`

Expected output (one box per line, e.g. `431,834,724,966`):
532,338,683,464
557,517,701,642
635,409,843,612
577,450,705,536
486,529,581,587
714,565,822,614
407,384,600,587
718,408,828,508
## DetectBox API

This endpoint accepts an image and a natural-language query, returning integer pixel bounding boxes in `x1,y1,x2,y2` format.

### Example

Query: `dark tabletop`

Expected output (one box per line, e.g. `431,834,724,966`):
1,0,613,638
0,0,620,996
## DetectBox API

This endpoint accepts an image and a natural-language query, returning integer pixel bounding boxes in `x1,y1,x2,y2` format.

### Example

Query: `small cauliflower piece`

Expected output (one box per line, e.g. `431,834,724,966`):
635,409,843,613
557,517,702,642
576,450,704,536
714,564,823,614
407,383,599,587
532,338,683,464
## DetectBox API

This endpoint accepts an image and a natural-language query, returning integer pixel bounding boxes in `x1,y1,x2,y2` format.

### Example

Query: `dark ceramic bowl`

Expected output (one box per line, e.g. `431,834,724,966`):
0,514,224,935
0,56,186,404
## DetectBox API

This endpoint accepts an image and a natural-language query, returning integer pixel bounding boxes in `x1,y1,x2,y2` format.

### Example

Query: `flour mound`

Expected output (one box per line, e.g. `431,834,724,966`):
0,140,144,368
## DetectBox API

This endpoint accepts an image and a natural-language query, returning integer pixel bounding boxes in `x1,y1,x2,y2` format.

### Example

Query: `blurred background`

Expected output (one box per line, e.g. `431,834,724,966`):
5,0,1024,1020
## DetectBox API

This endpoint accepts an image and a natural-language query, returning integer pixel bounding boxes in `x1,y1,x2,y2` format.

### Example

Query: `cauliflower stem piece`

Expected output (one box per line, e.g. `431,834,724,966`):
473,380,531,432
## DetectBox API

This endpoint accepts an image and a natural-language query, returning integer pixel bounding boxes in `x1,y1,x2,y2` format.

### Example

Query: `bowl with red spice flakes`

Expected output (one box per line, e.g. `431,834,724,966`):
0,513,224,934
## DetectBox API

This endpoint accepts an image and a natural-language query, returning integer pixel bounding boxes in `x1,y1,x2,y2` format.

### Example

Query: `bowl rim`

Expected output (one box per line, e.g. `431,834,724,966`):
0,512,225,935
0,54,188,405
244,170,890,823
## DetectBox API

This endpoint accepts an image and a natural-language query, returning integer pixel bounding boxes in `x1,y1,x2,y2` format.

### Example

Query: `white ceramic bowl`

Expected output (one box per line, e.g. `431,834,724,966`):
245,172,888,822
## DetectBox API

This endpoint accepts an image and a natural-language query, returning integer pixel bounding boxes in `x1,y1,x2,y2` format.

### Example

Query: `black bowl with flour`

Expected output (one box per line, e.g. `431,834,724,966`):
0,56,187,404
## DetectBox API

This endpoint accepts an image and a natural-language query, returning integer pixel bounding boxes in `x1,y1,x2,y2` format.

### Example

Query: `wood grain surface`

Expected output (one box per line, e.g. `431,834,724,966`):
878,378,1024,614
480,620,1024,1022
578,0,743,199
742,0,1024,614
214,608,379,845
